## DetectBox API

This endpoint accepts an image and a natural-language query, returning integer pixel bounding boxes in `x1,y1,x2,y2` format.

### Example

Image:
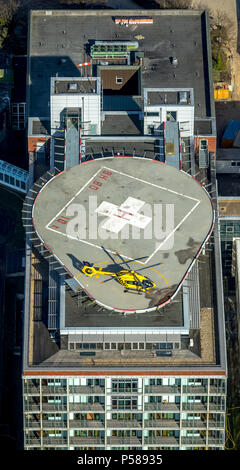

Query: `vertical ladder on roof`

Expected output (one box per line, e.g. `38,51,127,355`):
101,83,103,123
154,122,165,161
184,262,201,329
48,261,59,330
198,138,209,169
179,123,195,173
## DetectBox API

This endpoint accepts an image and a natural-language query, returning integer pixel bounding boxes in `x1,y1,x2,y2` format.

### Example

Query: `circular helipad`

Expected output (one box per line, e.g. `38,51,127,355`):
32,157,214,312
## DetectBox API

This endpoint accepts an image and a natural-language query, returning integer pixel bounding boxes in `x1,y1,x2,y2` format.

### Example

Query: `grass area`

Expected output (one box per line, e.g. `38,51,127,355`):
0,187,25,249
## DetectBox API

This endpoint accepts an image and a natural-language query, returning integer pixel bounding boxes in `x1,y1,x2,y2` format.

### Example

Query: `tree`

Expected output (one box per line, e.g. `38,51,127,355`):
0,1,20,23
150,0,192,8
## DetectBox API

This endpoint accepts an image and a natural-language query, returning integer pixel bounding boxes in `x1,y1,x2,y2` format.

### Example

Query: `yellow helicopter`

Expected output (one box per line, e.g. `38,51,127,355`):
81,251,162,293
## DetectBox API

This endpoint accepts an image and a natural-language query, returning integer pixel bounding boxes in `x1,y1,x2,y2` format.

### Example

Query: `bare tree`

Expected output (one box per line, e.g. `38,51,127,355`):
154,0,192,8
59,0,107,4
0,0,20,23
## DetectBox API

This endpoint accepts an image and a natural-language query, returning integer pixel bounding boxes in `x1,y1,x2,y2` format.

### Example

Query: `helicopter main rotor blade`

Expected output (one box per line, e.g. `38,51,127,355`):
115,251,131,270
101,246,118,265
100,277,116,284
135,262,164,273
116,254,148,267
102,246,148,269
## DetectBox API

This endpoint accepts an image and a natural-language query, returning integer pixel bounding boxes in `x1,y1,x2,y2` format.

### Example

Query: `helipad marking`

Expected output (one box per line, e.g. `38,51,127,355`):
45,167,103,230
103,167,200,203
43,166,201,265
96,197,152,234
146,198,200,263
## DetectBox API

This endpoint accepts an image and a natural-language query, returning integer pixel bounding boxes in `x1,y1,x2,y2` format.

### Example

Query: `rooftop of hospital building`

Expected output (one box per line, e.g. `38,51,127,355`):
22,8,226,375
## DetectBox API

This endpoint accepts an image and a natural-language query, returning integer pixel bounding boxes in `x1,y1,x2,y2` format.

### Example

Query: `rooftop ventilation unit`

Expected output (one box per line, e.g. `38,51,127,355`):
68,83,77,91
91,41,139,59
178,91,187,104
171,57,178,66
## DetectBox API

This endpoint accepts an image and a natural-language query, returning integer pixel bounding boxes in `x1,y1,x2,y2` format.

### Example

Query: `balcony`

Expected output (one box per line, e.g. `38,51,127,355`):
25,437,41,446
144,419,179,429
144,403,180,412
25,420,41,429
182,402,207,412
42,420,68,429
208,436,225,446
24,402,41,412
42,386,67,395
69,420,105,429
107,436,142,446
181,436,206,445
208,419,225,429
69,385,105,394
107,420,142,429
209,385,226,395
182,420,206,429
209,403,226,411
70,436,105,446
182,386,208,394
24,385,40,395
42,403,67,412
182,419,224,429
144,436,179,446
69,403,105,412
145,385,181,394
42,437,68,446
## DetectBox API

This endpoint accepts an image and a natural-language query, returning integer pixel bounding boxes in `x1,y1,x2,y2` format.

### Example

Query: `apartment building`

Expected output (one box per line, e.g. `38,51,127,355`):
22,9,227,450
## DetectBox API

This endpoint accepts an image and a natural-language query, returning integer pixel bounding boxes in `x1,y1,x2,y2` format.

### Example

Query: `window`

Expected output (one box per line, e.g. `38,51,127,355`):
112,379,138,394
11,102,26,130
112,396,138,410
116,77,123,84
166,111,177,122
224,260,232,268
145,112,160,117
159,342,173,350
225,242,232,250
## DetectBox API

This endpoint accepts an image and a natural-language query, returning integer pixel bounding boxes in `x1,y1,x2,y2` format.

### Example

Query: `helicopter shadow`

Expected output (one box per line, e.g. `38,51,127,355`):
66,253,122,276
67,254,85,271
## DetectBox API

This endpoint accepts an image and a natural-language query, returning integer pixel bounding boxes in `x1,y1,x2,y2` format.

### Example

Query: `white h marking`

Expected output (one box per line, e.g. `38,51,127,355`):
95,197,151,234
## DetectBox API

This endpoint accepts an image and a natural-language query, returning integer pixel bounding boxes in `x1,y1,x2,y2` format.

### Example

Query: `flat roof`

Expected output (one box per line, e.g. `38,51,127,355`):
28,9,213,120
101,114,142,135
32,157,214,313
217,174,240,197
218,199,240,217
